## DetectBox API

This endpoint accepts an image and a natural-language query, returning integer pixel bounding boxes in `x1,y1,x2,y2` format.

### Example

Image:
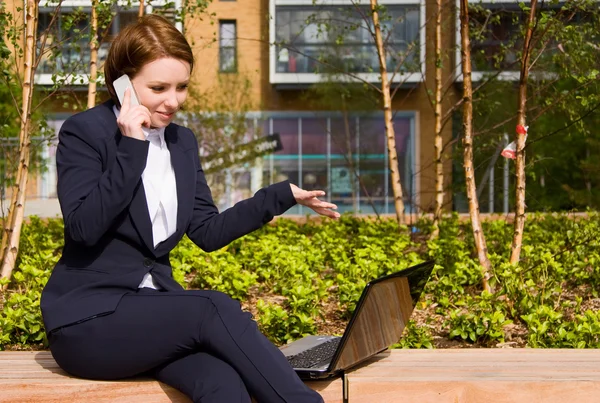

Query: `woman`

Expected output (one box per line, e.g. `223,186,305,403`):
41,14,338,403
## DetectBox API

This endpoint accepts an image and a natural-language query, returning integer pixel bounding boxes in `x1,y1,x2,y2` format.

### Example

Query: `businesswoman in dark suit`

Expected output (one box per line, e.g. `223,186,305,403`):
41,14,338,403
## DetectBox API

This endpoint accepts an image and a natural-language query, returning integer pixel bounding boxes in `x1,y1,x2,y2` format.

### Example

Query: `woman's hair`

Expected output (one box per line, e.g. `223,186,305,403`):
104,14,194,105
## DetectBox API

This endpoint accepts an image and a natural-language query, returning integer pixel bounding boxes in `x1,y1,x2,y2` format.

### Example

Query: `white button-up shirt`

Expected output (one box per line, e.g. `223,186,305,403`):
114,106,178,289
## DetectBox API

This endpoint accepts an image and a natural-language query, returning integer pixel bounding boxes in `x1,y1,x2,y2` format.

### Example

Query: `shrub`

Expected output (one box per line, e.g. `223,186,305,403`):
1,212,599,350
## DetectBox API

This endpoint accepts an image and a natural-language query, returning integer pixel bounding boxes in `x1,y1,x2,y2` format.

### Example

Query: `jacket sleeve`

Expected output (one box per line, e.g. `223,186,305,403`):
185,135,297,252
57,117,149,246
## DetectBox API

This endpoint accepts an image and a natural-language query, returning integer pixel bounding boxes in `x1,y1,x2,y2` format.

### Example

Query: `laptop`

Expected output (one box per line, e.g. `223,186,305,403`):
279,260,434,380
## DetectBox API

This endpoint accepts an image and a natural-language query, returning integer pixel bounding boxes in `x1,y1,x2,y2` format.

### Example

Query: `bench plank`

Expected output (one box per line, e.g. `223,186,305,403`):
342,349,600,403
2,349,600,402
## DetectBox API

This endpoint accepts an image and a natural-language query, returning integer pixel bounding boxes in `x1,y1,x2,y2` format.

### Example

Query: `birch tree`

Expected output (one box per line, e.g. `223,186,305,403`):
0,0,38,285
430,0,445,237
87,0,100,109
369,0,405,226
509,0,538,264
86,0,118,109
459,0,493,292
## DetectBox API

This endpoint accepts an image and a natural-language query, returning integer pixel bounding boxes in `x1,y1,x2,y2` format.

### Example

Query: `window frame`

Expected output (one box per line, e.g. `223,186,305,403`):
252,110,418,215
219,20,238,73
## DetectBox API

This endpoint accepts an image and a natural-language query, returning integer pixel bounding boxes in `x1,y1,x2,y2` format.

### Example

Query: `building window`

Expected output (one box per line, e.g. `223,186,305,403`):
37,5,138,76
219,20,237,72
275,4,420,75
259,113,416,215
468,5,526,72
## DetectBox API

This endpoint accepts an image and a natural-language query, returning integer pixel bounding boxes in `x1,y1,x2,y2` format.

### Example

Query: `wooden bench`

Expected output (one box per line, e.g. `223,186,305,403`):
2,349,600,402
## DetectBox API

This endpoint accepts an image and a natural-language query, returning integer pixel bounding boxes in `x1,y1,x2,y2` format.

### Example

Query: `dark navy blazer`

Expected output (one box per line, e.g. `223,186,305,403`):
41,100,296,333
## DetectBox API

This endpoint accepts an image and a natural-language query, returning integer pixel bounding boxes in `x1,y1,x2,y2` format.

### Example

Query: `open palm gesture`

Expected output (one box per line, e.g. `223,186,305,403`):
290,184,340,219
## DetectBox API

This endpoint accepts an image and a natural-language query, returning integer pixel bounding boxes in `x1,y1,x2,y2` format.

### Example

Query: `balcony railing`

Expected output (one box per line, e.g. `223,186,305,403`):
275,43,418,75
270,0,425,86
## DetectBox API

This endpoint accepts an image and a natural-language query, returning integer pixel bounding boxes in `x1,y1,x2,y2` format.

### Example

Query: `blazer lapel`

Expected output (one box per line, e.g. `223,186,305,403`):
155,124,195,254
129,180,155,255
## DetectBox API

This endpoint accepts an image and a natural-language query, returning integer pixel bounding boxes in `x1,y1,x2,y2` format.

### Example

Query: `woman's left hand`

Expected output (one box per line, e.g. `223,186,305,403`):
290,184,340,219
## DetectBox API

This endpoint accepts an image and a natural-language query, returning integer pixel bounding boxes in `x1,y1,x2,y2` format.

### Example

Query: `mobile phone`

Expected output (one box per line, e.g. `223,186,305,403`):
113,74,140,107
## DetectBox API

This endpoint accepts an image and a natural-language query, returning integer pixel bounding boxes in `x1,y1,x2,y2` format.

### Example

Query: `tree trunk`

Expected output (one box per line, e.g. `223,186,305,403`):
459,0,493,292
431,0,444,238
87,0,99,109
139,0,145,18
0,0,38,286
370,0,405,226
510,0,538,264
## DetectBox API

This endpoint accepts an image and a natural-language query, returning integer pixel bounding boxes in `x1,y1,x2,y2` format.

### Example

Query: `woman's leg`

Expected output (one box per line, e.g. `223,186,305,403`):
48,288,323,403
153,351,251,403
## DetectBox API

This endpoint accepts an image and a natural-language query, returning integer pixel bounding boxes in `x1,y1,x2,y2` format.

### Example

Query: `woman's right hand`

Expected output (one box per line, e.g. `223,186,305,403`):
116,87,152,141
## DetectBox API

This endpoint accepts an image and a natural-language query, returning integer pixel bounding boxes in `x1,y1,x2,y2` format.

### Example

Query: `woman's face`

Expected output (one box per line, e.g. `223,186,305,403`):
130,57,191,128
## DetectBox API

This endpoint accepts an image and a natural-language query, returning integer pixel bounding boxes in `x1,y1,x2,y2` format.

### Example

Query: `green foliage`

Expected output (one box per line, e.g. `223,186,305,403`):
174,237,258,301
446,294,513,345
0,217,62,348
394,319,434,349
256,299,317,345
1,213,600,352
522,307,600,348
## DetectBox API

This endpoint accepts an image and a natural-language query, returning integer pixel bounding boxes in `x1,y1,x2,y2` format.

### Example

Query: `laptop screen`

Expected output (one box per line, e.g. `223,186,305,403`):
331,261,434,372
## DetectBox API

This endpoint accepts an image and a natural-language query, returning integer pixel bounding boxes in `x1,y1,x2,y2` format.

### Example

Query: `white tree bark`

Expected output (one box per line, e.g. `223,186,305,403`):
0,0,38,286
431,0,445,238
510,0,538,264
370,0,405,226
87,0,99,109
459,0,493,292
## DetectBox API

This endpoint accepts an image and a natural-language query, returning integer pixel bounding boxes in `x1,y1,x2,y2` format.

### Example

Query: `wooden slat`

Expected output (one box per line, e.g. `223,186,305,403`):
336,349,600,403
2,350,600,403
344,381,600,403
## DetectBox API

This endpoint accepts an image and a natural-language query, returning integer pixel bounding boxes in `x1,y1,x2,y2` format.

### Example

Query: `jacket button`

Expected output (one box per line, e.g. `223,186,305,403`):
143,258,153,268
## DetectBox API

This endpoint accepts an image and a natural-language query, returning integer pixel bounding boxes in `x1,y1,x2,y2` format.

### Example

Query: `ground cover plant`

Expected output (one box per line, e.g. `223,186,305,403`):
1,213,599,350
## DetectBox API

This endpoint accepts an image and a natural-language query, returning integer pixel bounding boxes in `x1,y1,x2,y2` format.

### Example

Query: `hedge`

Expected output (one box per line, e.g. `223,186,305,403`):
1,212,599,350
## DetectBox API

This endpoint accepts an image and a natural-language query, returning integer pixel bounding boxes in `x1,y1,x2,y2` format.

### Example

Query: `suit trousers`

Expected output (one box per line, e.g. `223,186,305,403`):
48,288,323,403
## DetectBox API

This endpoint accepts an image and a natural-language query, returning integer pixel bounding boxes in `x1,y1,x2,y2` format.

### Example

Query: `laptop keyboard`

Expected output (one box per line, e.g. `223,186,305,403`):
286,338,342,369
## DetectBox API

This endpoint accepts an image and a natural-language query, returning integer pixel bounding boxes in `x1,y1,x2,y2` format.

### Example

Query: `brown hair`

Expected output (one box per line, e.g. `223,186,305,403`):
104,14,194,105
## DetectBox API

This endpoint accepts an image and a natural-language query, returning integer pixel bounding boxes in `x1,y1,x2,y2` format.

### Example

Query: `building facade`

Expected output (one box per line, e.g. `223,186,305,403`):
8,0,547,214
186,0,457,214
